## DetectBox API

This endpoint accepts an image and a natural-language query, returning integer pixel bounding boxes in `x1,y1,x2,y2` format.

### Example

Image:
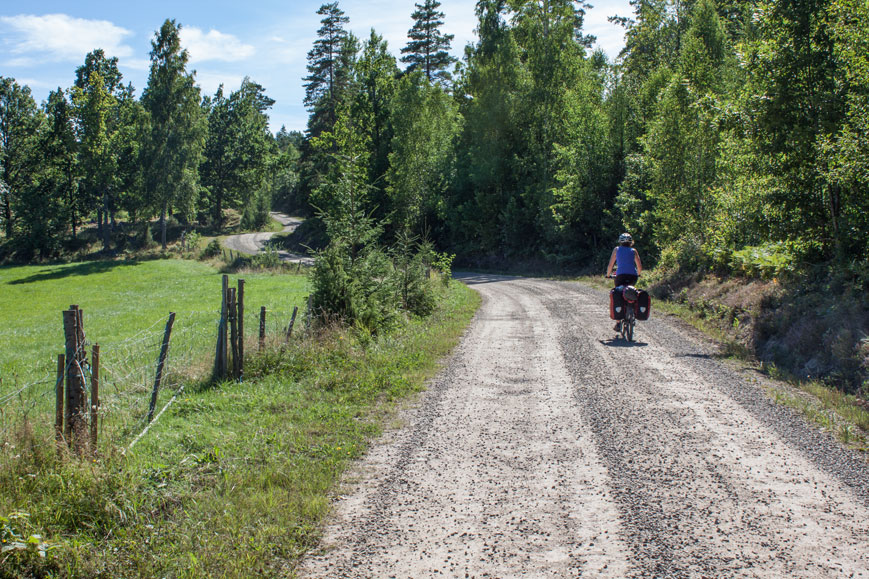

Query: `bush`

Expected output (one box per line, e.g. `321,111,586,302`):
251,245,282,269
202,239,222,258
310,242,398,332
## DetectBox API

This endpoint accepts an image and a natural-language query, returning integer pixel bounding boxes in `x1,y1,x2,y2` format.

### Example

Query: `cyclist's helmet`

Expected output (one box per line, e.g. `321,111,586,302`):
618,232,633,246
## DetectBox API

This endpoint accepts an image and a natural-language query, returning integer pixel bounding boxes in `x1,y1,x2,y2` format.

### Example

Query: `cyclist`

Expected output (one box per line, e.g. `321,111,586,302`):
606,232,643,332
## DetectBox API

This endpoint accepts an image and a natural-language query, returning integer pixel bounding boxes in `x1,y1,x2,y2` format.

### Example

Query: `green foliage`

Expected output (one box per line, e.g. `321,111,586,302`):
730,242,796,280
0,77,42,241
391,232,437,316
250,245,282,269
387,71,460,236
202,238,222,258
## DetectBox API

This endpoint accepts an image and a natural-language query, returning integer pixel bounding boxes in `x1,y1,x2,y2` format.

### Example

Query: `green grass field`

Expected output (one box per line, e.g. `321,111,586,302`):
0,259,309,445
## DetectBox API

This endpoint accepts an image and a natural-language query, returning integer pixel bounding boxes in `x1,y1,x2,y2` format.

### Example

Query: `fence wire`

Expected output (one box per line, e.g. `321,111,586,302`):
0,303,305,450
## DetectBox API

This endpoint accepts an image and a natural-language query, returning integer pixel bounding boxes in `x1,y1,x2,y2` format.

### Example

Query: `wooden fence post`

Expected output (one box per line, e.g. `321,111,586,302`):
55,354,65,450
148,313,176,423
237,279,245,381
90,344,100,453
259,306,266,351
63,305,87,453
285,306,298,341
214,274,229,380
228,288,238,379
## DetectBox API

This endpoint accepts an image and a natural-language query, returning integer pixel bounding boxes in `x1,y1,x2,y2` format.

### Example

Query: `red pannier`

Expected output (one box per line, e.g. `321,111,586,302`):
636,289,651,320
609,288,626,320
610,287,652,321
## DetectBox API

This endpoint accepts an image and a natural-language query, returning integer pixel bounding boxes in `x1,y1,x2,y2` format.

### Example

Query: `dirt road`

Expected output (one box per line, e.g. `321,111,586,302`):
298,275,869,578
222,212,312,264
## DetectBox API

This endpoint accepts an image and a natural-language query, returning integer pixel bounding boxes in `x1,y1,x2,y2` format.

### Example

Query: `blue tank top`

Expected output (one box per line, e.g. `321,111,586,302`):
616,246,637,275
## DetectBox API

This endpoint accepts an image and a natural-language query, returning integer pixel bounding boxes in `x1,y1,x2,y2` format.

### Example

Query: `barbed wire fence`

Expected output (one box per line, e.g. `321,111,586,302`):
0,275,307,457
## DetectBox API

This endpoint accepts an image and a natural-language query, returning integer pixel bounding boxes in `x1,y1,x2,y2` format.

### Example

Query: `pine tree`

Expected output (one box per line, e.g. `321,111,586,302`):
400,0,457,84
304,2,351,135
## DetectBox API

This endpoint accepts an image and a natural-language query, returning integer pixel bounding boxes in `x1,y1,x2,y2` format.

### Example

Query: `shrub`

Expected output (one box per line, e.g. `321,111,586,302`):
202,239,222,258
251,245,282,269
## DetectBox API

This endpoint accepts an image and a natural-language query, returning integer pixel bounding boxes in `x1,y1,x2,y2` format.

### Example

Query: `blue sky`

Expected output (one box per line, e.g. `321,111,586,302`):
1,0,633,133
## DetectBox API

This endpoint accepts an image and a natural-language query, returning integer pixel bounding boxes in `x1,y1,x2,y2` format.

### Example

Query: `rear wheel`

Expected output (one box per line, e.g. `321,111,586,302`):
626,318,634,342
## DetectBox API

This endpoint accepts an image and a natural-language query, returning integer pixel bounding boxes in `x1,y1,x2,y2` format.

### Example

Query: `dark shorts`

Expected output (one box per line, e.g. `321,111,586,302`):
614,274,638,287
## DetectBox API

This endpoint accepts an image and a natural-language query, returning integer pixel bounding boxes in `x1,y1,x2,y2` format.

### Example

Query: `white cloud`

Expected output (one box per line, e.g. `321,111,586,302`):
0,13,133,63
585,0,633,59
194,70,245,96
181,27,255,63
121,58,151,72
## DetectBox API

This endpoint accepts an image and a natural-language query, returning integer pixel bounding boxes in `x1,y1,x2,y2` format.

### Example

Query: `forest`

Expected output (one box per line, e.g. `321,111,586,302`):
2,0,868,273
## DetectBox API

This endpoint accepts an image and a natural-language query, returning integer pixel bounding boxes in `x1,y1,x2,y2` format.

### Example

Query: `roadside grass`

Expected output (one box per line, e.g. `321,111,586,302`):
0,260,308,446
0,280,480,578
576,273,869,452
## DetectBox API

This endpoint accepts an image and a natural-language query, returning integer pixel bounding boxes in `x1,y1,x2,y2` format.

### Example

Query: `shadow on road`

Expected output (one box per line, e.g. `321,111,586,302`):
599,338,649,348
454,272,521,285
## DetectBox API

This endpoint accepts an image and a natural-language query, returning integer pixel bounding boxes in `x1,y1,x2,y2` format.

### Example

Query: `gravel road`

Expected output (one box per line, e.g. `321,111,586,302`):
222,212,312,263
297,274,869,578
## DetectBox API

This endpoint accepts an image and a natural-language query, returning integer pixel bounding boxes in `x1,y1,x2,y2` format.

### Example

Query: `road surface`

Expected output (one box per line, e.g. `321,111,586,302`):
298,274,869,578
222,212,312,264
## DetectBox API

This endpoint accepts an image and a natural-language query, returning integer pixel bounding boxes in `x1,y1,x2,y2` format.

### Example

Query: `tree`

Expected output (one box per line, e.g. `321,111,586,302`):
72,70,117,250
15,89,72,257
400,0,457,84
304,2,352,137
353,30,400,221
641,0,730,262
141,19,206,249
75,49,124,96
449,0,524,254
270,126,303,210
43,89,79,238
748,0,844,251
386,71,460,236
823,0,869,256
201,78,275,227
0,77,41,240
510,0,595,252
72,50,131,248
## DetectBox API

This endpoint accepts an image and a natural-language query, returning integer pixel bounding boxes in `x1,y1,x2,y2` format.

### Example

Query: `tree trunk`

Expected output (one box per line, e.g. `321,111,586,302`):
214,192,223,229
102,191,111,252
3,196,11,238
160,203,168,250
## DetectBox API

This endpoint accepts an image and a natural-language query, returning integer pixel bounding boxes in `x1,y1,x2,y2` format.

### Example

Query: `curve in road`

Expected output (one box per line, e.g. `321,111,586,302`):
298,275,869,578
222,212,313,264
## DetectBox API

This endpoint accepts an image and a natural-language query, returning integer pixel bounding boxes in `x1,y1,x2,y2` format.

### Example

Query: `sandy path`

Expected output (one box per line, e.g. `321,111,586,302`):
297,275,869,578
222,212,312,264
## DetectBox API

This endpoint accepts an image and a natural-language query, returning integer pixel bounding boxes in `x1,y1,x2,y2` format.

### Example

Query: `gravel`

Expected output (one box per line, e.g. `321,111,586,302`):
297,274,869,578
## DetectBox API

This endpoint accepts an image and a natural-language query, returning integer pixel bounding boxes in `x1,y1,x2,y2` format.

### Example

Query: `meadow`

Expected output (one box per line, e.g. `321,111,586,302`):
0,259,309,446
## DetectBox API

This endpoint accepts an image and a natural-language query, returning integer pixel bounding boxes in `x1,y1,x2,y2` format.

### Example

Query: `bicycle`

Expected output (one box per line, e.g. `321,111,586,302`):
606,276,640,342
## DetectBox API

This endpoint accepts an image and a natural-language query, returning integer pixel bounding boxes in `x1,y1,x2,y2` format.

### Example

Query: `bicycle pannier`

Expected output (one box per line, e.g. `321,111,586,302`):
610,288,626,320
636,289,651,320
